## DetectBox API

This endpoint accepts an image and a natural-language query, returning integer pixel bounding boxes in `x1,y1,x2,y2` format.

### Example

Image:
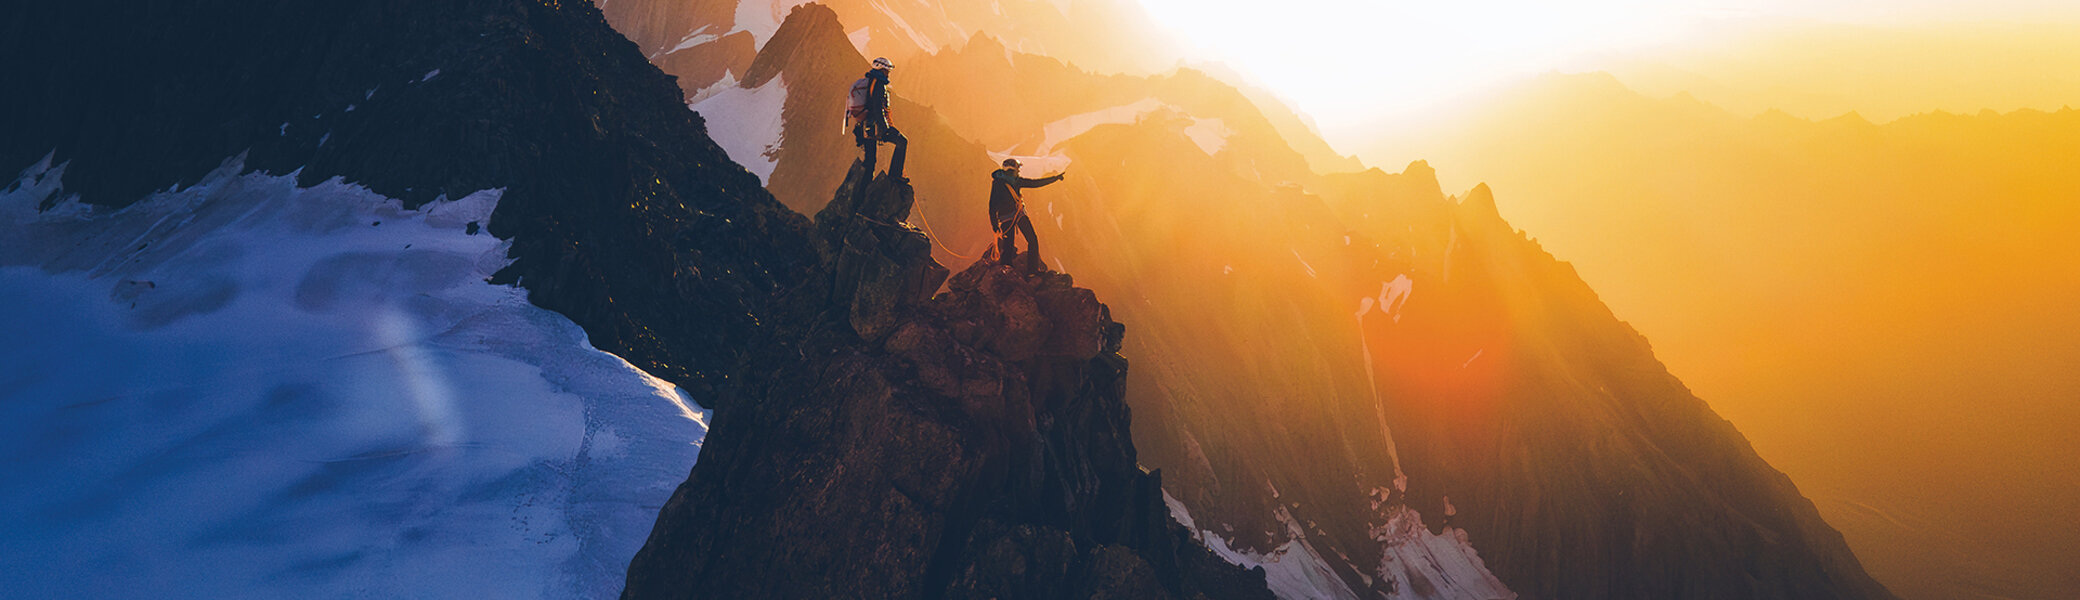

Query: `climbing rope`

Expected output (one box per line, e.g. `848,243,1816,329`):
909,197,988,261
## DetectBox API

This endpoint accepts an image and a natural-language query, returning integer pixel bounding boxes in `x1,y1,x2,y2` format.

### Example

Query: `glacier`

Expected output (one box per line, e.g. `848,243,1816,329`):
0,156,707,599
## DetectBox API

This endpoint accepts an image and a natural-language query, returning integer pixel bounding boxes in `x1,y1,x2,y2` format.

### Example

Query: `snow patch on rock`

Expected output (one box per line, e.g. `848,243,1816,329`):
1370,506,1517,600
1035,98,1168,156
692,76,788,184
0,159,707,599
1353,277,1413,492
1167,490,1358,600
1291,248,1317,279
1184,117,1233,156
662,25,718,56
1162,489,1197,532
1381,274,1412,323
865,0,941,54
1199,506,1363,600
1011,99,1228,167
686,71,741,106
847,27,872,54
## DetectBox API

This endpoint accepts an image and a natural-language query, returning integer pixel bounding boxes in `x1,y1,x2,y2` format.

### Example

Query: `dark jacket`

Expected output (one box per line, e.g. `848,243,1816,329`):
863,68,892,123
990,168,1062,217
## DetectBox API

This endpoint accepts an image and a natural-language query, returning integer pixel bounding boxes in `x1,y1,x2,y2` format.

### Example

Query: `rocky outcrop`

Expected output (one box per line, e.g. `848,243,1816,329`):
621,166,1273,600
816,161,950,339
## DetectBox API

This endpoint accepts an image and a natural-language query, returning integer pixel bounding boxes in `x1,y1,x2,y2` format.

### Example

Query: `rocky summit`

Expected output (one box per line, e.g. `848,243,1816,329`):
622,163,1272,600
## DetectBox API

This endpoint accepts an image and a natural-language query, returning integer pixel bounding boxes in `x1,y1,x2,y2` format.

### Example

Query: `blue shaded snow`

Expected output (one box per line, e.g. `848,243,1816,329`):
0,157,707,599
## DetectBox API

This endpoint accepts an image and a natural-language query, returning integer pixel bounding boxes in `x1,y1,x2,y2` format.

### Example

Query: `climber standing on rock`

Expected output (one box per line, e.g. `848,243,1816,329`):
989,158,1065,273
848,57,908,179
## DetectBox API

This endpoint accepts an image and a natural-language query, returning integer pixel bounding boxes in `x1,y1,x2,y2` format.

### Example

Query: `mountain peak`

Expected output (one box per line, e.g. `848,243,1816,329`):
742,2,862,88
1402,159,1437,183
961,31,1012,60
1460,182,1501,220
1823,110,1875,126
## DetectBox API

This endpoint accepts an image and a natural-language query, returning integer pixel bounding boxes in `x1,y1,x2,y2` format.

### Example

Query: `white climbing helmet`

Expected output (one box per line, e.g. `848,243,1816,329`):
872,57,895,70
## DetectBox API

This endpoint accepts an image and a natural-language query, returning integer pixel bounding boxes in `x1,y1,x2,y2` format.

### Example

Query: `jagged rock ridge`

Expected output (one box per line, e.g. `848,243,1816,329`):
621,164,1274,599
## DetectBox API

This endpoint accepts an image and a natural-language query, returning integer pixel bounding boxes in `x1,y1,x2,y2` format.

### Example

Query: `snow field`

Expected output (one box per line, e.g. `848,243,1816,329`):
0,156,708,599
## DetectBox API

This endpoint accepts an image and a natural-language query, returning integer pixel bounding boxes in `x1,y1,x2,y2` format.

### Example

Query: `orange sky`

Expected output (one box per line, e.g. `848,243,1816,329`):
1130,0,2080,152
1344,27,2080,598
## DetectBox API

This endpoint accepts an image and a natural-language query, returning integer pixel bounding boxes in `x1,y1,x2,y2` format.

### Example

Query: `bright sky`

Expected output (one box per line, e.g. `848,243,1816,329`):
1130,0,2080,140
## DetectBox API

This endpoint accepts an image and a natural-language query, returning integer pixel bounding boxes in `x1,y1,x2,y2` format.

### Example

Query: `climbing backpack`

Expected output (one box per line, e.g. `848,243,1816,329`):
846,77,873,123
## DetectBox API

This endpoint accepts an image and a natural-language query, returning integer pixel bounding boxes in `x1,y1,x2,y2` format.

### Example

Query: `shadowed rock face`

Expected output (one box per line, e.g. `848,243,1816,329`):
620,166,1274,600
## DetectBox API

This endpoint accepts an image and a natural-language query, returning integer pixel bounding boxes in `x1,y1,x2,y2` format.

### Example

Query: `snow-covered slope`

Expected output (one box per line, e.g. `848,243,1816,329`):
0,157,707,599
691,77,789,183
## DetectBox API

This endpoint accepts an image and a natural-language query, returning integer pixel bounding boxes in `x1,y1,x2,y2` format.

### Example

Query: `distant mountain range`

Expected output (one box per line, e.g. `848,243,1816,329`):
1359,69,2080,600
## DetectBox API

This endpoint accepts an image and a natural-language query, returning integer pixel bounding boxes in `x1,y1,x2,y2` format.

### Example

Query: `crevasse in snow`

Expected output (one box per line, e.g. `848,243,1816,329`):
0,156,707,599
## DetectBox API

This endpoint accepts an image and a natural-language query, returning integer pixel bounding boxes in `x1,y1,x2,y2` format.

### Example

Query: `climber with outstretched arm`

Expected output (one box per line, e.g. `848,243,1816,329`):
848,57,908,179
989,158,1065,273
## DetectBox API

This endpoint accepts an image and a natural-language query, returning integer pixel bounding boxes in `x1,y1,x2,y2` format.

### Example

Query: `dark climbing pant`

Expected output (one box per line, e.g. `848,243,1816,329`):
856,119,907,179
990,198,1040,272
